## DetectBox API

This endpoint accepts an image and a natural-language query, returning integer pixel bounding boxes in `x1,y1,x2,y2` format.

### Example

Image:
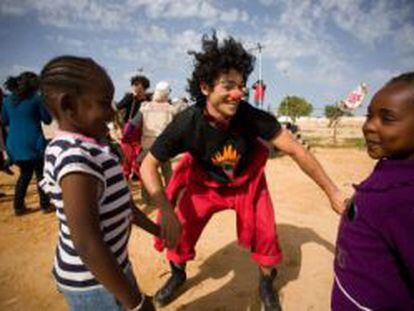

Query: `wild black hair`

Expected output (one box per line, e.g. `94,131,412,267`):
387,72,414,87
187,32,255,103
130,75,150,89
40,55,114,118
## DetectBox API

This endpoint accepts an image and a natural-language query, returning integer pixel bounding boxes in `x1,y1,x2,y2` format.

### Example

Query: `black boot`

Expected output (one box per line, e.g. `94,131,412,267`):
259,268,282,311
154,261,187,307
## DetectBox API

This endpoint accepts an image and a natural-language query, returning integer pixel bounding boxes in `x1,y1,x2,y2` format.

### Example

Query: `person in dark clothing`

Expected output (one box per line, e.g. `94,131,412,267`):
0,88,14,198
2,72,52,215
116,75,150,124
140,32,346,310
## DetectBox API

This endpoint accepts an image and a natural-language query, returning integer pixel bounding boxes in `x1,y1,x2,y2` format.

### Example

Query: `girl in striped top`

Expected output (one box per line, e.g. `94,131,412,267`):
39,56,159,311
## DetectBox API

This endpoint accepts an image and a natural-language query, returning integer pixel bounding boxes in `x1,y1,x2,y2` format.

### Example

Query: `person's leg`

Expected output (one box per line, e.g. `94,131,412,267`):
33,159,52,213
154,187,219,306
259,267,281,311
120,142,133,180
131,143,142,181
166,188,218,264
249,179,282,311
14,161,34,215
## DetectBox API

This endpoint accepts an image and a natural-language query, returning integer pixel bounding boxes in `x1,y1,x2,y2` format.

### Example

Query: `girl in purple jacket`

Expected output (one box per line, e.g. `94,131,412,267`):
332,72,414,310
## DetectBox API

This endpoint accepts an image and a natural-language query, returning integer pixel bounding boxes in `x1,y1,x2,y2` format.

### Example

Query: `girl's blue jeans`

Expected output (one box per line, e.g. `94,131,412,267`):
58,265,139,311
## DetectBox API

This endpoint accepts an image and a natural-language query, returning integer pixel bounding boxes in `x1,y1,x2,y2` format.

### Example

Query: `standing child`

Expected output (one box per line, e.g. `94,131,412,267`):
39,56,159,311
140,33,346,310
332,72,414,310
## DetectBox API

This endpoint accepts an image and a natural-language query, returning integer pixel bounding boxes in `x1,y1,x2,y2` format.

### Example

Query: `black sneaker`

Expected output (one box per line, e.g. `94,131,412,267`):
154,262,187,307
259,268,282,311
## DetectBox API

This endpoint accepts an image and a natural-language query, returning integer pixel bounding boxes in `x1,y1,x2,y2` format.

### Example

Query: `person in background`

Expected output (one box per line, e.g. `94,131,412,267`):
2,72,52,215
116,75,150,125
253,79,266,108
117,75,150,181
0,86,15,176
0,88,13,198
136,81,184,204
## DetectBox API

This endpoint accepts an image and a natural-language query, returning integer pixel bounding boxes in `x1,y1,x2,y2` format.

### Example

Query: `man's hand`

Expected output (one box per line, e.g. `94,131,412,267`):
140,152,182,248
160,207,182,249
271,129,348,216
327,188,347,215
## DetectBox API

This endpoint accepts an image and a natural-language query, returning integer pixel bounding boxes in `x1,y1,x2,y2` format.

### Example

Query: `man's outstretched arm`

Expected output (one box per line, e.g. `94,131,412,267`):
270,128,346,214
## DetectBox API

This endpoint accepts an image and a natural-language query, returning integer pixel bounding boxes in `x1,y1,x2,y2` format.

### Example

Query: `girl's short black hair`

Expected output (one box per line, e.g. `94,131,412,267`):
130,75,150,89
387,72,414,87
187,32,255,102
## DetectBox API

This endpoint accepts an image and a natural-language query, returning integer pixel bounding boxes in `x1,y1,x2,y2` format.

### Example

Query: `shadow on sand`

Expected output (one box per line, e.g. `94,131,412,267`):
168,223,335,310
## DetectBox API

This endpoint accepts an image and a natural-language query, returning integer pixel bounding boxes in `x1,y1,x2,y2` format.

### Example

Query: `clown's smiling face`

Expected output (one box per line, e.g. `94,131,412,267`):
202,69,244,121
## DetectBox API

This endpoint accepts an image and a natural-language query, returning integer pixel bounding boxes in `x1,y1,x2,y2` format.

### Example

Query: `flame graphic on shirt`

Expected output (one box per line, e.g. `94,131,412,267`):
211,144,240,171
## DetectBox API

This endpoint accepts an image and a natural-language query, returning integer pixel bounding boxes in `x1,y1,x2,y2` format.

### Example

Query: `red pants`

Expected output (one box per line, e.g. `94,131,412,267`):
155,142,282,267
120,141,141,179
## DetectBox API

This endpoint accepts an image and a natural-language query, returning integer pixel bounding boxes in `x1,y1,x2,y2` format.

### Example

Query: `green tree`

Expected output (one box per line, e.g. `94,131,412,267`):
324,104,353,144
324,105,353,127
278,96,313,123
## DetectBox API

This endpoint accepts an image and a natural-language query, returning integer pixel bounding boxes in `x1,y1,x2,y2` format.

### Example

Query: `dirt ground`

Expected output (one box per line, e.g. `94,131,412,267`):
0,119,375,311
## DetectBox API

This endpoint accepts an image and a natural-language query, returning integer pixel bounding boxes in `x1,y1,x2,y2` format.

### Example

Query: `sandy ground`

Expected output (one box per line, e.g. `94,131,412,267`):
0,119,375,310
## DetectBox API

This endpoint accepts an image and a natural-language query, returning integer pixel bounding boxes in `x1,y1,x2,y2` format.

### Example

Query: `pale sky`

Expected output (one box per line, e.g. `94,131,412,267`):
1,0,413,115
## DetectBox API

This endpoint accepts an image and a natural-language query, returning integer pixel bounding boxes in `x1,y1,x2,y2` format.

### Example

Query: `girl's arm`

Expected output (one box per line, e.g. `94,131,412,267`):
61,172,142,310
130,200,160,237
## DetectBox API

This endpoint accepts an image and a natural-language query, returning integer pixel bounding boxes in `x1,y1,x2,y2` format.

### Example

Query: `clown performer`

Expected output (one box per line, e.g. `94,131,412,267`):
140,32,346,311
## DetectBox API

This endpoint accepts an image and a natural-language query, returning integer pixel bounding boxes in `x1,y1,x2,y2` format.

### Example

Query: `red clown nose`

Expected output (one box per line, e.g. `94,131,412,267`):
228,89,243,101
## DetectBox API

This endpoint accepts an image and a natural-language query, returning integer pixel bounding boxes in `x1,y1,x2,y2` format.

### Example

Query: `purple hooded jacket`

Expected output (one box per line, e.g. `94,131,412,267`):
332,159,414,310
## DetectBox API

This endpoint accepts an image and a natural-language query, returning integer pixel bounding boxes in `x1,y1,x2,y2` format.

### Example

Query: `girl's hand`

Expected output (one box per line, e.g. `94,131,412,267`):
160,208,182,249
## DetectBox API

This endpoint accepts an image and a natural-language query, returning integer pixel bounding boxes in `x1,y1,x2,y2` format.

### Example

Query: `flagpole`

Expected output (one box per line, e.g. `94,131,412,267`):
258,43,262,83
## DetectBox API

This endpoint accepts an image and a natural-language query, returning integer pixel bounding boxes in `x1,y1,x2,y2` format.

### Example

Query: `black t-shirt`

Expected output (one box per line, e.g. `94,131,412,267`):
116,93,151,124
150,100,281,183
